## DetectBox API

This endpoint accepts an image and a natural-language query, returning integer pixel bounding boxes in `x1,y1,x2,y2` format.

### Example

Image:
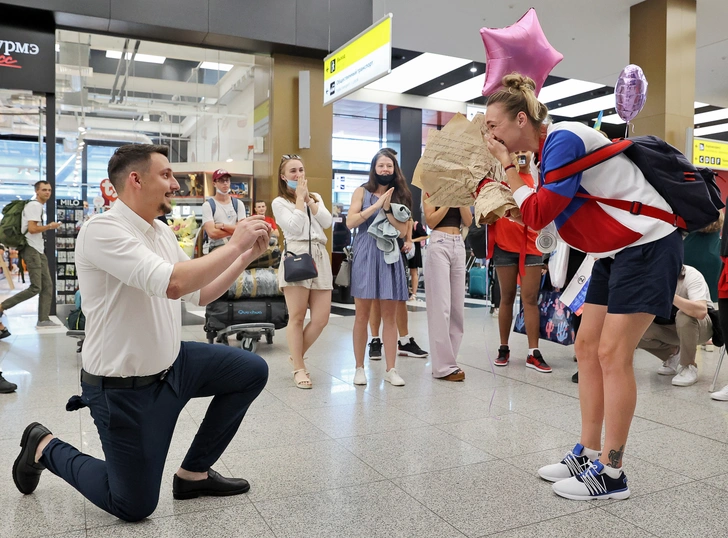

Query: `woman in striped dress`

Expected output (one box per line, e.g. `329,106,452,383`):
347,148,411,387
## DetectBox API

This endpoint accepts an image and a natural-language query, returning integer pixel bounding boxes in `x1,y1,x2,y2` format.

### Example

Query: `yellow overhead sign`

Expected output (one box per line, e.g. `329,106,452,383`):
323,14,392,105
694,138,728,170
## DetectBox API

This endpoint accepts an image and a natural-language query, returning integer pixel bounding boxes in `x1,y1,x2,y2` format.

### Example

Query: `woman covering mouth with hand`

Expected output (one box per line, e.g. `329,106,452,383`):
484,73,682,502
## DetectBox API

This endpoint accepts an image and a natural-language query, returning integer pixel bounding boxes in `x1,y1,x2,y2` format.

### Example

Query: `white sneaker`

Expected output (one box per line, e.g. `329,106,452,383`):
353,367,367,386
552,460,630,501
672,364,698,386
703,343,715,352
657,351,680,375
710,384,728,401
538,443,596,482
384,368,405,386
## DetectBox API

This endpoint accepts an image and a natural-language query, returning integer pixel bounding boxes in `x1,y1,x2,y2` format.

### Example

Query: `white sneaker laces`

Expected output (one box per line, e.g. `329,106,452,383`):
579,463,607,495
563,451,585,476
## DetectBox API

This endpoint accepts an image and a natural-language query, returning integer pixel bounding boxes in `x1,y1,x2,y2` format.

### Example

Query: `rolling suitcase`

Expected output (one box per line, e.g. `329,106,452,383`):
468,266,487,298
205,297,288,332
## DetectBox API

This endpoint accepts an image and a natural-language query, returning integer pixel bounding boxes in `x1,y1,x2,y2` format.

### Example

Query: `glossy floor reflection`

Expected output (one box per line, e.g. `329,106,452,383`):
1,287,728,537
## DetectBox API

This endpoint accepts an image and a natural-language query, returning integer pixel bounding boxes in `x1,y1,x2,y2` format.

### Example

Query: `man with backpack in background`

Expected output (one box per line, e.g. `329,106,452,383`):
0,181,60,393
201,169,246,253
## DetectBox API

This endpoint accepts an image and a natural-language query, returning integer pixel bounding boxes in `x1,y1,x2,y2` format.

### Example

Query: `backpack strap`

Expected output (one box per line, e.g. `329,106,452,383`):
207,197,217,216
543,139,633,184
545,139,686,229
230,197,239,215
574,192,686,229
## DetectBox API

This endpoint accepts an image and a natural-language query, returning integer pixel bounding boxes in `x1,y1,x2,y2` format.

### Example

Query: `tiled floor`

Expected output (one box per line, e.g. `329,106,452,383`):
2,284,728,537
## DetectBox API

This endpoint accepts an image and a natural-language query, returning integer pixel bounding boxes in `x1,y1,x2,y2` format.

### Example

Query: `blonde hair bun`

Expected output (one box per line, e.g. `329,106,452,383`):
487,72,549,129
502,73,537,94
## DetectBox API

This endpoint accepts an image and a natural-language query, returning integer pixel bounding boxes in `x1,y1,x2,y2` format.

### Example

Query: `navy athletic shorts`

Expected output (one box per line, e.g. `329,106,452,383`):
585,230,683,318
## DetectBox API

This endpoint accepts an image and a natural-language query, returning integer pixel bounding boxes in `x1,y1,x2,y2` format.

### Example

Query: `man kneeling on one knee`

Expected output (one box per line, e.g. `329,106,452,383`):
638,265,713,387
12,145,272,522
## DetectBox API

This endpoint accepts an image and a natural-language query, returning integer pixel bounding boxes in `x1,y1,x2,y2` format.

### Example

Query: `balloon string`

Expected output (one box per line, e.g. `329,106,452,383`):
624,122,629,139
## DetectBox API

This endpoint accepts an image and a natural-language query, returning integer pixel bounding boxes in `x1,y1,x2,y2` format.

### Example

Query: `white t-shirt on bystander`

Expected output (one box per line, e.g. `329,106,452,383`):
21,200,45,254
676,265,713,309
201,197,246,247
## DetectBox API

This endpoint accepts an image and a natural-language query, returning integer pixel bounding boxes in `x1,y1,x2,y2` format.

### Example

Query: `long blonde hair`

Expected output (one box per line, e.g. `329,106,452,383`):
486,73,550,131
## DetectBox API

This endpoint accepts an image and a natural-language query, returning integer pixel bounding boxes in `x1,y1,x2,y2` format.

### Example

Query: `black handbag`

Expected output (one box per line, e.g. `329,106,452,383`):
283,206,318,282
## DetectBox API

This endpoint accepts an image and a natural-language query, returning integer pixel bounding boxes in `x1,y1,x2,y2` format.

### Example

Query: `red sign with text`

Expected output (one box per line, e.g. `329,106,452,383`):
100,179,118,205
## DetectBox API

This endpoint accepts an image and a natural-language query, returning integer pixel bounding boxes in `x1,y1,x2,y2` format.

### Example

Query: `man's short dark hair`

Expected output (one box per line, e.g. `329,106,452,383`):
34,180,50,191
107,144,169,192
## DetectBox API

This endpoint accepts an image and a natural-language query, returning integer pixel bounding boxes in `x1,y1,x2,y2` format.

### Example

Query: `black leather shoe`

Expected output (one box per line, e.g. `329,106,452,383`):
13,422,52,494
0,328,11,340
172,468,250,500
0,372,17,393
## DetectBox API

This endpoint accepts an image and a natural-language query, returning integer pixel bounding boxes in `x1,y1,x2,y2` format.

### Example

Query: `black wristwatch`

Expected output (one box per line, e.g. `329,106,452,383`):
383,207,393,214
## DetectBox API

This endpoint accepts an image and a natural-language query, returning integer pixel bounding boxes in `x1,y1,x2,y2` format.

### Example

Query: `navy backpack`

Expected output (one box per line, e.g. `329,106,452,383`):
544,135,724,232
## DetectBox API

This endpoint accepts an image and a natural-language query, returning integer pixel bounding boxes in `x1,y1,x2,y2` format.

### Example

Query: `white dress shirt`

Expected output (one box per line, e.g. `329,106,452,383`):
271,194,332,244
75,200,200,377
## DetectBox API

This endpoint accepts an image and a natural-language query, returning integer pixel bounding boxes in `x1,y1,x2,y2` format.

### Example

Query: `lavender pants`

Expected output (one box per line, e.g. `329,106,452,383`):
425,230,466,377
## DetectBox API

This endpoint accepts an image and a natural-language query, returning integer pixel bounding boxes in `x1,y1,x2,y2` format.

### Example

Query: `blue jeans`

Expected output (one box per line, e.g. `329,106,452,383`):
40,341,268,522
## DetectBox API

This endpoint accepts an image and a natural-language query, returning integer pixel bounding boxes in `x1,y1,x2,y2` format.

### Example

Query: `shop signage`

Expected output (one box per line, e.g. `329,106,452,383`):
323,14,392,105
100,179,119,205
0,20,55,94
694,138,728,170
57,199,82,208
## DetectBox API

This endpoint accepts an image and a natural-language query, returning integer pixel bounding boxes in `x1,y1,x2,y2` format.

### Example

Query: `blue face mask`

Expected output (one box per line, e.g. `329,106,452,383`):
286,180,298,189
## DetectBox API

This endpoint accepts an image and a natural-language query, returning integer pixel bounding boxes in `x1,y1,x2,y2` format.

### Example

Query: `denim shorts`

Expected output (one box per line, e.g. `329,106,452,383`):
585,230,683,318
491,245,543,267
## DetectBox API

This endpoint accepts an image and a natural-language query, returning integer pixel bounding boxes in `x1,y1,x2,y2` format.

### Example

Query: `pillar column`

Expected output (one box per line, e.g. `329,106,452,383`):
266,54,333,246
386,107,423,221
630,0,696,152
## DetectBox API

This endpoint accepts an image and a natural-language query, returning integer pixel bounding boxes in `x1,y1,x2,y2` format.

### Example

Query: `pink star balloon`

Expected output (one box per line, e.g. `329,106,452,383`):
480,8,563,97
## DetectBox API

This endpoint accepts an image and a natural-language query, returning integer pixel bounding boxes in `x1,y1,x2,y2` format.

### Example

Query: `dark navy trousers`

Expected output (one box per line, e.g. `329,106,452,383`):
40,341,268,522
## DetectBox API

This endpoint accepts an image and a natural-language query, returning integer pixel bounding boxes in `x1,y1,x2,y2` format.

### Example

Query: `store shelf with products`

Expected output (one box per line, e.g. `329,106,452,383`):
55,199,84,305
170,168,254,220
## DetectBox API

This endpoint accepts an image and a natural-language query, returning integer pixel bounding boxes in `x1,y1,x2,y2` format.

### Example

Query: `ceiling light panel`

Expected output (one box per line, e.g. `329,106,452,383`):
599,113,625,125
200,61,233,72
429,74,485,102
694,108,728,124
694,123,728,137
366,53,471,93
538,80,605,105
549,94,615,118
598,102,715,126
106,51,166,64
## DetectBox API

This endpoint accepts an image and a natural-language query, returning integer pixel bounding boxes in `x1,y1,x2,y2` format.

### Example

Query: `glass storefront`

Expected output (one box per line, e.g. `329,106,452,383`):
0,31,272,218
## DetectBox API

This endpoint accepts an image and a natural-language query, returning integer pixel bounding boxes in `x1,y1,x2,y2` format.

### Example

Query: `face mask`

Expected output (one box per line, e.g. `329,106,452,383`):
375,173,395,185
215,188,228,195
286,179,298,190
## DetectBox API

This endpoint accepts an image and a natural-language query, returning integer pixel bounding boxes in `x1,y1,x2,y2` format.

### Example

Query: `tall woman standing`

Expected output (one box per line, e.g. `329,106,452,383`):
423,200,472,381
272,155,333,389
347,148,411,387
485,74,682,501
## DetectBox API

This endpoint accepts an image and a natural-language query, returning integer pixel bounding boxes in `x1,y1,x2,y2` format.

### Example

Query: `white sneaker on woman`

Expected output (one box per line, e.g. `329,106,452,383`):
353,367,367,386
384,368,405,386
711,384,728,401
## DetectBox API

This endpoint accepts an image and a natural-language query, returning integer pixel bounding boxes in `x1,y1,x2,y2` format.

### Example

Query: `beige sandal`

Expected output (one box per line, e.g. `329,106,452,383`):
293,368,312,389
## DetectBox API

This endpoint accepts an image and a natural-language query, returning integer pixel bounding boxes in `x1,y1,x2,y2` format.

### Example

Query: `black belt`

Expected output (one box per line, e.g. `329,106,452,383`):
80,367,171,389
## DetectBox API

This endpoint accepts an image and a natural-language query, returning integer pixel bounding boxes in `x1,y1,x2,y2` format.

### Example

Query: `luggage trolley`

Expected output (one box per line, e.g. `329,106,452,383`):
203,296,288,353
